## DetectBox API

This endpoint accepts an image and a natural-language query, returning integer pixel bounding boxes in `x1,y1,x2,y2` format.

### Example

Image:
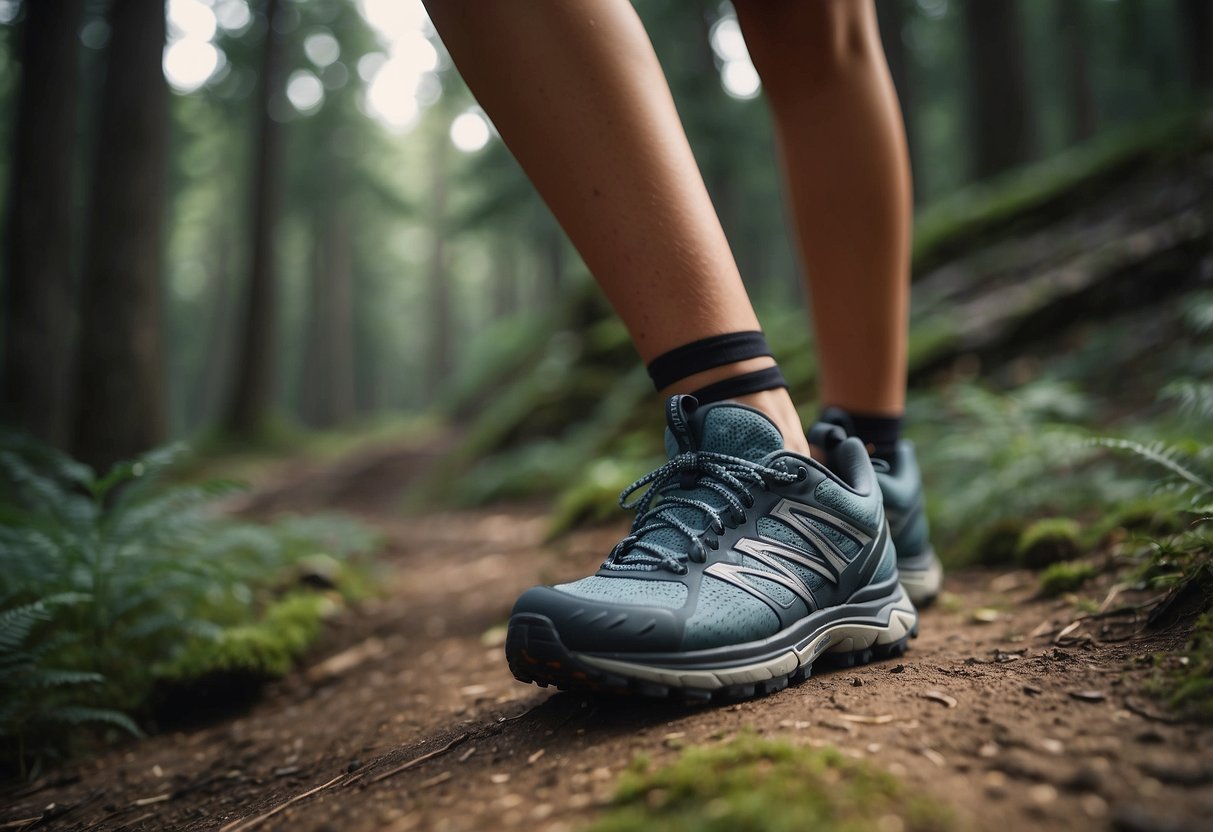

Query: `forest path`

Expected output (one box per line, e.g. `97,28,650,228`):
9,449,1213,832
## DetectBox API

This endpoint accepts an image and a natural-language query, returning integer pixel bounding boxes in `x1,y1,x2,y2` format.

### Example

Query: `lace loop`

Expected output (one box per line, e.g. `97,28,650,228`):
603,451,799,574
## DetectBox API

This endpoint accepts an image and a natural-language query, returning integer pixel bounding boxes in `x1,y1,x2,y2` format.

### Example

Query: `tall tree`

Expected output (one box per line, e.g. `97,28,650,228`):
1179,0,1213,95
300,206,356,427
1055,1,1098,144
71,0,170,470
959,0,1036,180
1,0,85,445
224,0,286,437
426,123,452,396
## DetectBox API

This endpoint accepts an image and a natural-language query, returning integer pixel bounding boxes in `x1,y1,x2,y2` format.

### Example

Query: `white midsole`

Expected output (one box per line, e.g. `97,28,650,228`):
899,550,943,604
572,598,918,691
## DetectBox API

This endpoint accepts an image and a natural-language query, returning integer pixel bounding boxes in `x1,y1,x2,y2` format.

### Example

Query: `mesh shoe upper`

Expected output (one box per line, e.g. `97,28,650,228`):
511,396,896,654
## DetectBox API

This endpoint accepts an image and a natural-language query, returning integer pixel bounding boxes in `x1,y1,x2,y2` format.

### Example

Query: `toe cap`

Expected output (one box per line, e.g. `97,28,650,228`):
510,586,683,653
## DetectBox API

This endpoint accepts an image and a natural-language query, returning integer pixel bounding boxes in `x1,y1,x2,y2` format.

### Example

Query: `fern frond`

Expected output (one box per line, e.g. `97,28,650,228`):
25,669,106,688
1162,380,1213,423
92,442,190,501
43,706,142,736
0,601,54,652
1090,437,1213,493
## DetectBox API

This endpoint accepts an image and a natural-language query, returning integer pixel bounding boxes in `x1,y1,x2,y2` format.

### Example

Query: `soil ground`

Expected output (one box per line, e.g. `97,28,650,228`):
3,448,1213,832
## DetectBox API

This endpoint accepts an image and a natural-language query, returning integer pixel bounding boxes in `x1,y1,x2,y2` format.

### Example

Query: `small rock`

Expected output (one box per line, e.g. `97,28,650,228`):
1023,684,1043,696
889,664,905,674
1065,765,1106,792
1069,690,1106,703
852,677,864,687
346,759,362,773
1029,783,1058,805
1138,760,1213,787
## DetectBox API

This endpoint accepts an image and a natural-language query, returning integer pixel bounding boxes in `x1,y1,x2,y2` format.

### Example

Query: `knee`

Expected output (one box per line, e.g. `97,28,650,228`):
734,0,880,102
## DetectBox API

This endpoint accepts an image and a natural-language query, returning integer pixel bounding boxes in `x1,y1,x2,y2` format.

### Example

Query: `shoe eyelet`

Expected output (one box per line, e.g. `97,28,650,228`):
796,466,809,482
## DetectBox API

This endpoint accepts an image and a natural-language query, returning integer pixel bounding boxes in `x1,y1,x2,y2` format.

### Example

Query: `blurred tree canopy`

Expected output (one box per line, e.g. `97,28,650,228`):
0,0,1208,467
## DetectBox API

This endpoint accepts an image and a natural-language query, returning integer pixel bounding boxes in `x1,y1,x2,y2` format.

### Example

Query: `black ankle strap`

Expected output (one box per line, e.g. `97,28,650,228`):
691,366,787,405
646,331,771,391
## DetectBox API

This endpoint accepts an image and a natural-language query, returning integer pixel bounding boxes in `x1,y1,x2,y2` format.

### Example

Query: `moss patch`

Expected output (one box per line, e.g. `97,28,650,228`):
157,593,335,681
1039,561,1098,597
1016,518,1082,568
587,735,956,832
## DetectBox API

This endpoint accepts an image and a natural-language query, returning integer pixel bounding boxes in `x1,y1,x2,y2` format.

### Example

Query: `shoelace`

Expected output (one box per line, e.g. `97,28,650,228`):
602,450,801,575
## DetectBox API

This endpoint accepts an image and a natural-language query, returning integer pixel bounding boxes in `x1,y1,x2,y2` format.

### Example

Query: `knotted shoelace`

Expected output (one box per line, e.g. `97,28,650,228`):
602,450,801,575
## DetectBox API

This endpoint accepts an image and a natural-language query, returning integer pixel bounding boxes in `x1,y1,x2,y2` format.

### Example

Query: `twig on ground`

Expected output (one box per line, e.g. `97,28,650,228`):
367,733,471,785
218,773,346,832
1125,698,1183,724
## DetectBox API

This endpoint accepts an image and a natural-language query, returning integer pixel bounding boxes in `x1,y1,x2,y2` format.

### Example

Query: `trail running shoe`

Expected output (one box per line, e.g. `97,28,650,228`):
876,441,943,606
819,408,944,607
505,395,918,702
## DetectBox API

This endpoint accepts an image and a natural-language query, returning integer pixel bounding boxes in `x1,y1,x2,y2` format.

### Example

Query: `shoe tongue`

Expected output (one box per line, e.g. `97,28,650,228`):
663,394,785,463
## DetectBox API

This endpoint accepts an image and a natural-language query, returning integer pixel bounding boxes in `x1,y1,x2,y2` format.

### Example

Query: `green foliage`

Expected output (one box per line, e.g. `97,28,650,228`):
548,458,645,539
0,435,378,777
157,593,333,680
1017,518,1083,569
0,595,141,780
1039,561,1099,597
1168,609,1213,719
909,380,1104,563
587,734,955,832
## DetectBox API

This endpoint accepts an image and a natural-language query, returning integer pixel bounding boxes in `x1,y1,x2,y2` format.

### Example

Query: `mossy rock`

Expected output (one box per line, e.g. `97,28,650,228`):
971,518,1028,566
1039,561,1098,597
589,734,956,832
1016,518,1082,568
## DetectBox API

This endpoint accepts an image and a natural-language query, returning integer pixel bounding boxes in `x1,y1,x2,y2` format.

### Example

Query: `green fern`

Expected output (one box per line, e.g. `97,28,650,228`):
0,596,138,779
0,435,379,779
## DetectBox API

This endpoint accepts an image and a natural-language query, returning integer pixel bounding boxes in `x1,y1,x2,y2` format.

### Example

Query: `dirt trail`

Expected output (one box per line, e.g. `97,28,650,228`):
4,456,1213,832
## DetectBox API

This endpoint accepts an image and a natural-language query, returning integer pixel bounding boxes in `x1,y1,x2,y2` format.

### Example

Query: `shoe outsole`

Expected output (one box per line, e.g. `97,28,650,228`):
506,613,919,704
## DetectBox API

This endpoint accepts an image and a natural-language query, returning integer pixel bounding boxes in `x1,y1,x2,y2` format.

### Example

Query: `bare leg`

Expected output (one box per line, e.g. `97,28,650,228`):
424,0,808,452
734,0,912,416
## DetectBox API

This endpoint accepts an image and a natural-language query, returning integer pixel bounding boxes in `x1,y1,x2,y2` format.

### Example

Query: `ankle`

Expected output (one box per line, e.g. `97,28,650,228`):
730,388,811,456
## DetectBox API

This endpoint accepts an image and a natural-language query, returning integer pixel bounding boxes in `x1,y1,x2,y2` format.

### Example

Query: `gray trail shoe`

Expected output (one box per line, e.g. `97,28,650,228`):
817,408,944,607
876,441,943,606
505,395,918,702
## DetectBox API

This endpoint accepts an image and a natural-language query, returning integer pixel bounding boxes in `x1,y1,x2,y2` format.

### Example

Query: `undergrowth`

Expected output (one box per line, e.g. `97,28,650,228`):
0,436,379,779
587,734,956,832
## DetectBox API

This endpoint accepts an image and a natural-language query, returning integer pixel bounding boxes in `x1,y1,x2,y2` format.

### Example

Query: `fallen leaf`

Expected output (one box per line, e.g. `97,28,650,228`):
920,748,946,767
921,690,958,709
838,713,897,725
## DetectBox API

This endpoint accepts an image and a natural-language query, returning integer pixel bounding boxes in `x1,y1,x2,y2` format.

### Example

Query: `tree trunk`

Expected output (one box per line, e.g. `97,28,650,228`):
223,0,285,438
1055,1,1098,144
71,0,169,471
197,226,235,425
1,0,84,446
1179,0,1213,95
875,0,920,201
959,0,1037,180
301,207,356,428
427,130,452,397
491,237,518,320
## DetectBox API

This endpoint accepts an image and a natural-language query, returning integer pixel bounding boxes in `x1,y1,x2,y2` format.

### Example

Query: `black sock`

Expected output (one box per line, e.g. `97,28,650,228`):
820,407,902,459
